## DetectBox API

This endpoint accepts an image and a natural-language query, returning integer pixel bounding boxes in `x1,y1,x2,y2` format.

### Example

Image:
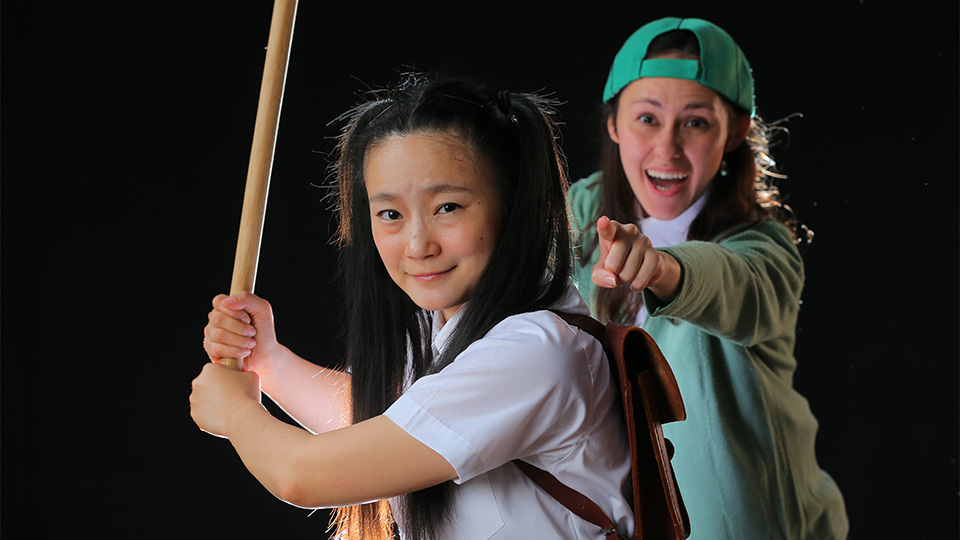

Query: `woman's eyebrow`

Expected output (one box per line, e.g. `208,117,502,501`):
682,102,715,112
628,97,663,108
626,98,715,112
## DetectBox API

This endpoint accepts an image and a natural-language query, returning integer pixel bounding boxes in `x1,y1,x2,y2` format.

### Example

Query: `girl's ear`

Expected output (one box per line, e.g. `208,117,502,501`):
725,115,751,153
606,114,620,145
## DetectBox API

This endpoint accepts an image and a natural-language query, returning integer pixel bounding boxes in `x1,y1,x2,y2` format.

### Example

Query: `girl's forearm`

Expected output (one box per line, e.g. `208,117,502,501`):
225,399,320,505
224,408,456,509
258,345,351,434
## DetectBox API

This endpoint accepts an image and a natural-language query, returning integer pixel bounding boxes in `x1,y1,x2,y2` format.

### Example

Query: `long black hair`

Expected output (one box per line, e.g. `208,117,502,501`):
330,74,572,539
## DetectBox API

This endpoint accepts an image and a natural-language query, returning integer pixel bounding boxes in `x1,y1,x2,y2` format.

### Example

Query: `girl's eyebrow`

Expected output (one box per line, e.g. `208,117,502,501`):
368,183,473,204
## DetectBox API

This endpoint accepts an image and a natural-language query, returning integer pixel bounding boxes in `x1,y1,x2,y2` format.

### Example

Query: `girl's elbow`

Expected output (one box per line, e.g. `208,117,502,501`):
274,475,324,509
266,451,328,508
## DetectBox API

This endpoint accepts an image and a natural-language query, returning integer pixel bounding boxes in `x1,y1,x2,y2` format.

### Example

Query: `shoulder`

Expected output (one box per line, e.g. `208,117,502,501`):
715,220,802,262
569,171,604,197
754,219,800,250
484,308,593,355
439,286,605,391
486,309,583,347
470,308,604,385
664,220,802,278
568,171,604,227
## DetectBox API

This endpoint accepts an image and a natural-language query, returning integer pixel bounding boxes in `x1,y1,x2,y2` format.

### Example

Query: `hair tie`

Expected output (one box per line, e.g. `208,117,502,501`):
496,90,518,124
496,90,511,114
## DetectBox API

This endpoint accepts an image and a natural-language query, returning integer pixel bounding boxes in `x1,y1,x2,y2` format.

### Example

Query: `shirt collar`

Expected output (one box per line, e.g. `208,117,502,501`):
432,308,462,356
638,186,711,248
430,282,587,356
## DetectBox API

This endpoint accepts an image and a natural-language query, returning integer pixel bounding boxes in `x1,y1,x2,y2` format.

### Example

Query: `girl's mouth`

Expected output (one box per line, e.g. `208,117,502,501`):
646,169,689,192
411,268,453,282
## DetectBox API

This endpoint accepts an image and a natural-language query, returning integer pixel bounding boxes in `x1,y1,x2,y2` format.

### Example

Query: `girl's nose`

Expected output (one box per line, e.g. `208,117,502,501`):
406,220,439,259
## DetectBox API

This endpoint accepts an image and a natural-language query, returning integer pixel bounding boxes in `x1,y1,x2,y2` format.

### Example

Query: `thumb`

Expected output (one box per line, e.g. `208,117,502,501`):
224,292,274,325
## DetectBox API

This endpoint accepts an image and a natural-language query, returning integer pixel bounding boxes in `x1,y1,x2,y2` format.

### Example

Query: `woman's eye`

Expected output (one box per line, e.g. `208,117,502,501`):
377,209,402,221
437,203,461,214
638,114,657,125
684,118,708,128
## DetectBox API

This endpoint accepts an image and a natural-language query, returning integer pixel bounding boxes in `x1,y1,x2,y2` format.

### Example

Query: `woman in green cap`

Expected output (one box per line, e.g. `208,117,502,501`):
569,17,849,539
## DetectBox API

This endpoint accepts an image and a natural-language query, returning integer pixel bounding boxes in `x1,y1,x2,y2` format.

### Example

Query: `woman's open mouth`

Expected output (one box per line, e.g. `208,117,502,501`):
646,169,689,192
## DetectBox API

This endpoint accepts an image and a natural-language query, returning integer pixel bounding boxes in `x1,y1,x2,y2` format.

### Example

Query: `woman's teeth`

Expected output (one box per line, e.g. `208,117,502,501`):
647,170,688,191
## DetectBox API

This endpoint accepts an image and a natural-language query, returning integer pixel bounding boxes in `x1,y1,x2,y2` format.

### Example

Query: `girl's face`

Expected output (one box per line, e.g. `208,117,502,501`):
608,63,747,220
365,132,502,322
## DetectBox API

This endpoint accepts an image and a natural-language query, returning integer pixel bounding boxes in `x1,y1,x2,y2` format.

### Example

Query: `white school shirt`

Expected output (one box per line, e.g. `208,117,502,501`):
384,285,633,539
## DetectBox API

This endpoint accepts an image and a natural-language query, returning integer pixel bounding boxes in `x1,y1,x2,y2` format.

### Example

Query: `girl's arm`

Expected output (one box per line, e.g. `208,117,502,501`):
203,292,349,434
189,363,456,508
591,216,682,303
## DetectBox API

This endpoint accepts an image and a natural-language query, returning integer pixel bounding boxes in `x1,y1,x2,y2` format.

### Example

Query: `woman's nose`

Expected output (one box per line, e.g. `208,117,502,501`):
653,126,682,160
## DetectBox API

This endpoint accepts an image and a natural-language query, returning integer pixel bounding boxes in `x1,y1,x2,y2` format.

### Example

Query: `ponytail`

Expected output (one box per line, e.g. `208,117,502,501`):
331,74,572,539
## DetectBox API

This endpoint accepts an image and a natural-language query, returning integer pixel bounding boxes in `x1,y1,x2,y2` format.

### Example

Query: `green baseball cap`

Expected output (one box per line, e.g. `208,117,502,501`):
603,17,755,117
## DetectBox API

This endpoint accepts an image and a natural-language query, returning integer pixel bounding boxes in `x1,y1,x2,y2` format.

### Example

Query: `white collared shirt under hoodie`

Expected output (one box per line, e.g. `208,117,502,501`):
634,187,710,327
384,283,633,539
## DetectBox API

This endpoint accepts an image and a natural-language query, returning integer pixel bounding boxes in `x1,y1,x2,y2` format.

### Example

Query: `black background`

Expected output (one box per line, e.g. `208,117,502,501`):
3,1,957,538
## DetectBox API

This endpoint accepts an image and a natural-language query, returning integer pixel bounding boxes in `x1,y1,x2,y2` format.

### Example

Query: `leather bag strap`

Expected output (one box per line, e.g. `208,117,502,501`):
515,310,690,540
514,460,624,539
512,311,622,538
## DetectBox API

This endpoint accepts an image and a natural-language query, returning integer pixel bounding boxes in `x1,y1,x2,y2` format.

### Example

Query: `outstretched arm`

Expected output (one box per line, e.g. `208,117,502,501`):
643,222,804,344
591,215,682,303
203,292,349,434
189,363,456,508
591,218,803,344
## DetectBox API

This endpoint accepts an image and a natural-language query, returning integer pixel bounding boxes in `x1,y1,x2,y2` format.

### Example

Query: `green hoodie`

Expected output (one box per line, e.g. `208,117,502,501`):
570,173,848,539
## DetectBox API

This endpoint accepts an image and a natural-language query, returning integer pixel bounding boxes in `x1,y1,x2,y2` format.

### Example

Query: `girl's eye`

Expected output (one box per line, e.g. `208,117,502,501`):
638,114,657,126
377,209,402,221
437,203,461,214
684,118,708,129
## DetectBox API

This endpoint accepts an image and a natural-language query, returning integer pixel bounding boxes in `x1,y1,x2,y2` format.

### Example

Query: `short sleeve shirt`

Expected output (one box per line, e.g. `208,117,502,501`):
384,286,633,539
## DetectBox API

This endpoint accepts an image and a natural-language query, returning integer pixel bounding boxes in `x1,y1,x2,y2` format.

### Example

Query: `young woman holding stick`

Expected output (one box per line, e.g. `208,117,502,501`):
192,75,635,539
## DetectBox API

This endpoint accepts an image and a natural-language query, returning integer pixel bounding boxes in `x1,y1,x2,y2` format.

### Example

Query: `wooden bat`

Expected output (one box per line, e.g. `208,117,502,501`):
223,0,298,370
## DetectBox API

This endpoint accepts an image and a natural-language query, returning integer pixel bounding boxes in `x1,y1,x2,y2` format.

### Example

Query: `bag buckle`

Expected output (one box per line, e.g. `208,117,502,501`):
600,527,628,540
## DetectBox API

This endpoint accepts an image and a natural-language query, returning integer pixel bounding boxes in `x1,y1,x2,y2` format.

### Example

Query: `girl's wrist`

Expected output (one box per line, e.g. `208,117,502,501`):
225,397,268,440
256,344,292,395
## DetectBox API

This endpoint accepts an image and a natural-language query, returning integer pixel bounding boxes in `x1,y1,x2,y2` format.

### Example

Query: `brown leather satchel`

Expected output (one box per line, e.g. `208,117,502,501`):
514,311,690,540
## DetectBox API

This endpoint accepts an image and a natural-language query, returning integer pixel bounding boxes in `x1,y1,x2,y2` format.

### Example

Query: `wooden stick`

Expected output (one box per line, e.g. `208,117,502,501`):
223,0,298,370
